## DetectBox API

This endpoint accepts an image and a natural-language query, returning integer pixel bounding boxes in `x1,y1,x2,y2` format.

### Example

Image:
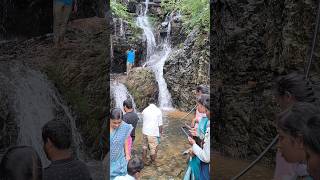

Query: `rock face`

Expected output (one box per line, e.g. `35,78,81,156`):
164,28,210,111
111,34,144,73
125,68,158,111
0,74,17,154
211,0,320,163
0,17,108,159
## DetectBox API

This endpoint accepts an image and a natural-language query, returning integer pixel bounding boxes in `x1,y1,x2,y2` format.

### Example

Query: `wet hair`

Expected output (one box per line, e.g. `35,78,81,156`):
196,85,209,94
275,73,316,103
197,94,210,111
42,120,72,150
123,99,133,109
127,157,144,176
110,108,123,120
0,146,42,180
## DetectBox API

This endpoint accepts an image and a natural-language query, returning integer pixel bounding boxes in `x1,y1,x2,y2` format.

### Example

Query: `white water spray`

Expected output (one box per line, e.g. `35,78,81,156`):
110,81,137,112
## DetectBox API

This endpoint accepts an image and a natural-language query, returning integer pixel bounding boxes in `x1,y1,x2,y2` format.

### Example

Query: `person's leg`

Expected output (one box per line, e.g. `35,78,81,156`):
148,136,159,166
142,134,150,165
126,62,129,75
129,63,132,73
59,4,72,47
53,1,63,47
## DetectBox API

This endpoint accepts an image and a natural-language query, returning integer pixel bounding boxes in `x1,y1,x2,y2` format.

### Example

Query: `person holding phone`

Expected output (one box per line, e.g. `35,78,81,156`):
183,94,210,180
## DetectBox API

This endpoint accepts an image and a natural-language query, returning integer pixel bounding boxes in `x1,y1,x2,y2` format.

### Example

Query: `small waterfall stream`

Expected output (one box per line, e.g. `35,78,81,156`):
0,62,83,167
110,81,137,112
136,0,174,109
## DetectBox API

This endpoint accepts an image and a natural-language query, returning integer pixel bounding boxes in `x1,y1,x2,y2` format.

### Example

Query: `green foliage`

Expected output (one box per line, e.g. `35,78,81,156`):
161,0,209,33
111,0,137,29
111,0,129,19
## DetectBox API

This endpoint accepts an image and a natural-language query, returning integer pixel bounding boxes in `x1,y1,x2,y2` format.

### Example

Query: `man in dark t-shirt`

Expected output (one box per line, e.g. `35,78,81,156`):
42,120,92,180
123,99,139,142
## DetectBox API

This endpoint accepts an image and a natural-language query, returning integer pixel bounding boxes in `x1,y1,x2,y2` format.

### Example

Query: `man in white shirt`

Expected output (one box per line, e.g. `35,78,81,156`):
141,103,163,166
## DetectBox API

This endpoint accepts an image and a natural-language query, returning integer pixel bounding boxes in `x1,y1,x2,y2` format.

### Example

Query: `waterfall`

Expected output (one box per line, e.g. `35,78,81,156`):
136,0,175,109
119,18,124,37
110,81,137,112
136,16,156,61
144,0,149,15
1,62,83,167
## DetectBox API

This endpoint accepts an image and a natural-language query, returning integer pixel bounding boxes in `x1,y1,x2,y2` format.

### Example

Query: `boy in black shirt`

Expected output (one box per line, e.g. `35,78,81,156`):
123,99,139,142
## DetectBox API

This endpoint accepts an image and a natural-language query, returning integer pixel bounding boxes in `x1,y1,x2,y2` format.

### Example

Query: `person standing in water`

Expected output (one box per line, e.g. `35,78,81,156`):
141,103,163,166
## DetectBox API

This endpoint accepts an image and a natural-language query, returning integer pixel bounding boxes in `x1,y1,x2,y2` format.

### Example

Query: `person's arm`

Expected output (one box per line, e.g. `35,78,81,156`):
188,128,210,163
158,111,163,136
159,125,163,135
124,137,130,161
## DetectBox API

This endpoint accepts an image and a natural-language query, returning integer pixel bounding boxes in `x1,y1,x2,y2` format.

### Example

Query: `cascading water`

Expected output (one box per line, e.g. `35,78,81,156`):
1,62,83,167
136,1,174,109
110,81,137,112
119,18,124,37
136,1,156,61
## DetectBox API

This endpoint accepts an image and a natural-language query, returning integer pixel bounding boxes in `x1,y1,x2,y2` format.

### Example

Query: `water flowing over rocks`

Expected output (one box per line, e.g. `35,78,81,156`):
0,17,108,159
164,28,210,111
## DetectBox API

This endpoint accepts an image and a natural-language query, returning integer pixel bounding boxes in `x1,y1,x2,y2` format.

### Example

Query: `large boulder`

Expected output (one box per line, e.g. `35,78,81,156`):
125,67,158,111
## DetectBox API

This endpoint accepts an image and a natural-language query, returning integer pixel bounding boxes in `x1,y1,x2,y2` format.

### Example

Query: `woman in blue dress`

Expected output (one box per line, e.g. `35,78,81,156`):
110,108,133,180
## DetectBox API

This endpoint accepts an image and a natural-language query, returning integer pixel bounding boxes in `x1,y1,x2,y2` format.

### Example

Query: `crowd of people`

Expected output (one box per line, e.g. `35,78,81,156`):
109,85,211,180
3,72,320,180
273,73,320,180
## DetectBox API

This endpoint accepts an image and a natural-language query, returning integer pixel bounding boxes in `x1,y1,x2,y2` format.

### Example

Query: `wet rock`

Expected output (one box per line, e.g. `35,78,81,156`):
0,17,108,159
211,0,320,164
164,28,210,111
125,68,158,111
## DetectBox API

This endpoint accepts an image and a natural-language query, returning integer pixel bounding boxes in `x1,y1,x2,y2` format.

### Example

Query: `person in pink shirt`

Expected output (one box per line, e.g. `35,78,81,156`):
191,85,209,128
274,73,318,179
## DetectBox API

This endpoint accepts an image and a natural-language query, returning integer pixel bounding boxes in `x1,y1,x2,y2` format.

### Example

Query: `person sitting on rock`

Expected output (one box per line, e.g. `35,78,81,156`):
0,146,42,180
114,157,144,180
42,120,92,180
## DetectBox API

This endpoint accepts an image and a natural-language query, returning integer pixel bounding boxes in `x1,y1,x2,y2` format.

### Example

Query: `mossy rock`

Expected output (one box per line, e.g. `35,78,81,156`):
125,67,158,111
